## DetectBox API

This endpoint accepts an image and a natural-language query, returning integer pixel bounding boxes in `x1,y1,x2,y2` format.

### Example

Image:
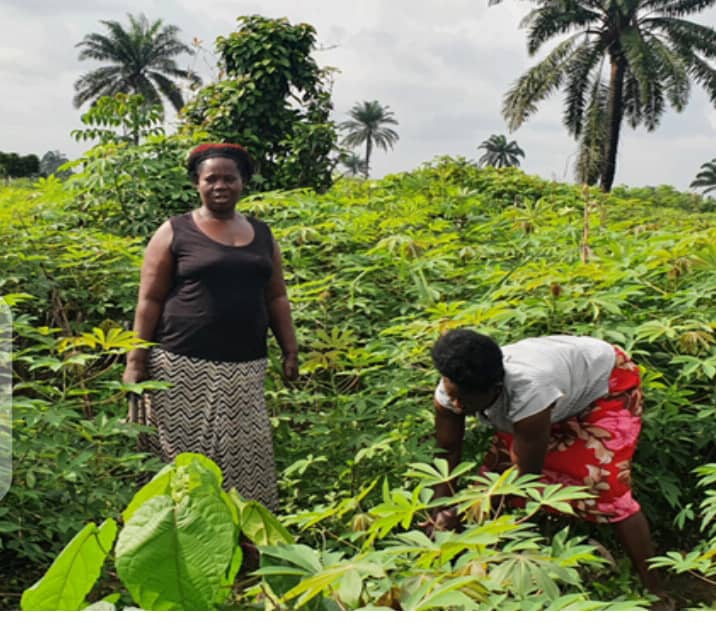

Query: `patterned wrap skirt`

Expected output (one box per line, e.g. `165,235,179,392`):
481,346,642,523
131,348,279,511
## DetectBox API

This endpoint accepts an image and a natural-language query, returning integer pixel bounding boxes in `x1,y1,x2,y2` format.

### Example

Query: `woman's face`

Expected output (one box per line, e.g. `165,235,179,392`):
442,376,500,415
195,157,244,211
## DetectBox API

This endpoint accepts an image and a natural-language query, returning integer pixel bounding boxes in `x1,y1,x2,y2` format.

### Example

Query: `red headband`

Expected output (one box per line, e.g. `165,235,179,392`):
188,143,249,158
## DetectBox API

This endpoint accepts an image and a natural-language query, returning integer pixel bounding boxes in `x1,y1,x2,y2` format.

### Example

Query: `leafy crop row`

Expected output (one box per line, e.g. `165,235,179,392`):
1,158,715,608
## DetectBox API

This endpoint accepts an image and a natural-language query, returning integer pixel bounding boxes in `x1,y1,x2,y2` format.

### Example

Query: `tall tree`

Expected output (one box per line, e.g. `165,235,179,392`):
491,0,716,192
181,15,337,192
39,151,71,179
690,159,716,194
339,101,399,177
477,134,526,168
73,13,200,114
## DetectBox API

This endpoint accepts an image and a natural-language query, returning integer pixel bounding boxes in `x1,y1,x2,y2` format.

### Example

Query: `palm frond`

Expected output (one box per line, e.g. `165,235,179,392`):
478,134,525,168
621,28,665,130
575,79,609,185
563,41,606,136
642,17,716,57
690,159,716,194
502,35,580,131
646,34,691,111
622,71,644,128
674,48,716,102
522,1,602,55
148,72,183,112
73,67,127,108
641,0,716,17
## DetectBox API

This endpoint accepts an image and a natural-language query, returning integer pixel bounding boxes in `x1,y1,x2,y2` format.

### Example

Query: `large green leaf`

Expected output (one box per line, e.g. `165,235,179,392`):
21,519,117,611
231,490,294,546
115,456,239,610
121,468,173,523
123,452,238,525
116,491,236,610
399,575,482,610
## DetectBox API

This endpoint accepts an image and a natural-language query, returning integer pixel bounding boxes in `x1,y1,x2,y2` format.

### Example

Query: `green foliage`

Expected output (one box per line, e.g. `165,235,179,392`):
63,92,208,238
181,15,338,192
21,519,117,610
257,463,643,611
611,184,716,213
20,453,290,611
67,132,207,239
4,157,716,608
0,188,142,327
71,94,164,146
21,454,645,611
115,454,242,610
650,464,716,601
1,313,160,597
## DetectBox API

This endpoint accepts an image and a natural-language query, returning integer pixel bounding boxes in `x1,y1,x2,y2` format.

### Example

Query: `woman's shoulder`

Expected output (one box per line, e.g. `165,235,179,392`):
168,211,194,226
246,213,270,228
246,214,274,241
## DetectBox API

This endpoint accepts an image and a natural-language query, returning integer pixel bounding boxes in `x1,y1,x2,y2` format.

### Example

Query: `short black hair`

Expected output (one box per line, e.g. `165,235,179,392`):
187,143,255,184
431,329,504,392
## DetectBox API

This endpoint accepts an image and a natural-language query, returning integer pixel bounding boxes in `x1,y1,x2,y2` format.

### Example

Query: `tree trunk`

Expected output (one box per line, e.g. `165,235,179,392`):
581,183,591,263
364,135,372,179
600,53,626,192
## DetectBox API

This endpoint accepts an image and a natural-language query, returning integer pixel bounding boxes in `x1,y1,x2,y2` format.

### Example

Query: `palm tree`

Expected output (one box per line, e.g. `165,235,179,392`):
339,101,399,177
490,0,716,192
690,159,716,195
339,152,369,177
74,13,200,114
478,134,526,168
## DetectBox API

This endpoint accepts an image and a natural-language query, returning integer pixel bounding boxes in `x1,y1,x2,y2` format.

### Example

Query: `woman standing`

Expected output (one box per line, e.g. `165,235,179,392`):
123,143,298,511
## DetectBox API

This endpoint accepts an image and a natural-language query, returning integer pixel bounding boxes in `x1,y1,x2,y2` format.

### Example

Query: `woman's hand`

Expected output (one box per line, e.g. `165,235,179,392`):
282,352,299,383
122,362,148,385
420,506,462,538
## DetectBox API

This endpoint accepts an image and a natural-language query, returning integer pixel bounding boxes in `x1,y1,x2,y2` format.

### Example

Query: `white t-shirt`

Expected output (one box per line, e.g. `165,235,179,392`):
434,335,616,433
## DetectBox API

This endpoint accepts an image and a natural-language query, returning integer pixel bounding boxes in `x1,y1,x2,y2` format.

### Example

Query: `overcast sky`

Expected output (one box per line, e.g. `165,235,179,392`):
2,0,715,191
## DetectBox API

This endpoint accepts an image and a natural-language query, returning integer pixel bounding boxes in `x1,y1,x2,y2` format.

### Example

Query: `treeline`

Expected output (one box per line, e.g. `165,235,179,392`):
0,151,39,178
0,150,71,179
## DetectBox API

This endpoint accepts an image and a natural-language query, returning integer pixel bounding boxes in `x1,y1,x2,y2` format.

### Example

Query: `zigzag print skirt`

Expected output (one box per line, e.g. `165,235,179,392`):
140,348,279,511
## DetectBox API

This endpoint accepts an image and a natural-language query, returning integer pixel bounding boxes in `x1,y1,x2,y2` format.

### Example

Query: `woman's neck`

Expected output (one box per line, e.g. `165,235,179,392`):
197,205,237,221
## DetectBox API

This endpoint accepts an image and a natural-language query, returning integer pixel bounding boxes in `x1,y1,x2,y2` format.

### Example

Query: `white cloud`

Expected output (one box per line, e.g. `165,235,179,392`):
709,108,716,131
0,0,715,190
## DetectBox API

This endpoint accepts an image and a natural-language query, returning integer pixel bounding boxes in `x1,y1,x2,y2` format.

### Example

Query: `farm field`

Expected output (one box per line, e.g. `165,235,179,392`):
1,160,716,610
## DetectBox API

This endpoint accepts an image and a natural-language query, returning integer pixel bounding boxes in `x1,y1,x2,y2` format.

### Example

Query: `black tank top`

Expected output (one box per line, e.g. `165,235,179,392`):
155,212,275,363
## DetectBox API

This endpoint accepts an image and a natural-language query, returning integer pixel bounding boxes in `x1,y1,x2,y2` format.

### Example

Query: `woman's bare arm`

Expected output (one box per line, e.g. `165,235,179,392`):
264,239,298,381
123,221,174,383
433,399,466,500
511,407,553,475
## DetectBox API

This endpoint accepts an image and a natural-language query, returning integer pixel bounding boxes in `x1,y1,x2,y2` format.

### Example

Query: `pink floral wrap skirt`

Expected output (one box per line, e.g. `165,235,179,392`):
482,346,642,523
